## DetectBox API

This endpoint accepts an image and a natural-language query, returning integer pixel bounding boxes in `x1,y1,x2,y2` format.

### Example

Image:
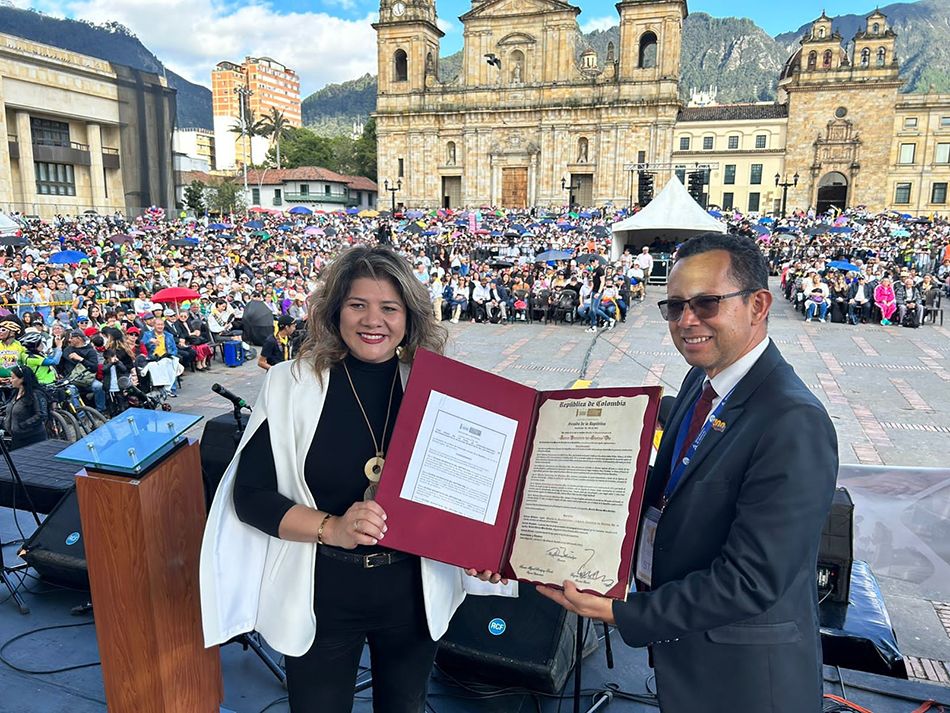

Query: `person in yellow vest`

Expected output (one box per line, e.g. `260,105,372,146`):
258,314,296,371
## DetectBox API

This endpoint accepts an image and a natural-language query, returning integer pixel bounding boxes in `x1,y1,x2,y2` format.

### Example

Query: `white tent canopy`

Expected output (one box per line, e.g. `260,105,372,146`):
610,175,725,260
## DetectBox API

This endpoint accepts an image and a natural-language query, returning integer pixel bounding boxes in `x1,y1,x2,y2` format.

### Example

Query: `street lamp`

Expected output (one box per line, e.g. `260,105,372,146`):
774,171,799,219
561,176,581,210
233,84,255,207
383,178,402,213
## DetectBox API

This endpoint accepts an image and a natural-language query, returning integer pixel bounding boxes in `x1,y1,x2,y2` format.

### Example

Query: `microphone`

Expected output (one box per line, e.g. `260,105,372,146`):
211,383,251,411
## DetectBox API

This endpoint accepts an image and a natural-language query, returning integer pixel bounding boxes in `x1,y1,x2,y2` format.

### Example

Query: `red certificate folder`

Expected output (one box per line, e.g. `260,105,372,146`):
376,349,662,599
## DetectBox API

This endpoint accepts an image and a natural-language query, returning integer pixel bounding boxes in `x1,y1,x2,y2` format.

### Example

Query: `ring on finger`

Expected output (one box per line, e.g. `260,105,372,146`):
354,520,360,532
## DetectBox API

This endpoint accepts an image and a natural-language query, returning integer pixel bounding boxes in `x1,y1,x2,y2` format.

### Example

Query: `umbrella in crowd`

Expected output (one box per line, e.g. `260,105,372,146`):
0,235,28,247
244,220,264,230
109,233,132,244
346,207,360,215
828,226,854,234
303,226,323,235
828,260,861,272
48,250,88,264
152,287,201,308
489,259,514,268
288,206,312,215
592,225,609,237
169,238,199,247
576,253,607,266
892,229,910,238
208,222,230,230
535,249,574,262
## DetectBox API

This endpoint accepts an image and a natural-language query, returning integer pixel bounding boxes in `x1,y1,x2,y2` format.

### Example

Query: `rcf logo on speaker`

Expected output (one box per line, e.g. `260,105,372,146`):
488,618,507,636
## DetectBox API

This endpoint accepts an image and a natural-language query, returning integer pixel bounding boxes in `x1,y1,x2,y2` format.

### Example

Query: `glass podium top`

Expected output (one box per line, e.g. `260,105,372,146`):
55,408,203,475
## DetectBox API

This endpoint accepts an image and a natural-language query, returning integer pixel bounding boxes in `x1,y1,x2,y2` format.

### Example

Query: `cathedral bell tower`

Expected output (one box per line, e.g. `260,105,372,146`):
374,0,444,96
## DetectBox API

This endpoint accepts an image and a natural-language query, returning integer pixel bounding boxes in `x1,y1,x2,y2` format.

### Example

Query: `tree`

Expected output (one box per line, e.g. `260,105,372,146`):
353,117,378,181
207,177,245,215
259,107,294,168
229,109,267,165
183,179,206,213
268,126,335,169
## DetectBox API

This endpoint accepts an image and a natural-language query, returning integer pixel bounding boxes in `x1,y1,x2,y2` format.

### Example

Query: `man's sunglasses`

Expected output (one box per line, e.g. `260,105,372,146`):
657,289,757,322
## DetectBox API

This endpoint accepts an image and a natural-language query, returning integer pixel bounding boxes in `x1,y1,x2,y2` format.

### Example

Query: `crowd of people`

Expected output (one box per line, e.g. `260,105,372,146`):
0,203,948,444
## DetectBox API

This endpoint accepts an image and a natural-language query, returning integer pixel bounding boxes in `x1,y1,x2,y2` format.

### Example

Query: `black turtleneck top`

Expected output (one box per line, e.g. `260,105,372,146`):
232,354,403,553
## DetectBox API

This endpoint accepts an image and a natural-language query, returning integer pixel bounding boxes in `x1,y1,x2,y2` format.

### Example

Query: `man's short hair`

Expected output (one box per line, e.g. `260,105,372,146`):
675,233,768,292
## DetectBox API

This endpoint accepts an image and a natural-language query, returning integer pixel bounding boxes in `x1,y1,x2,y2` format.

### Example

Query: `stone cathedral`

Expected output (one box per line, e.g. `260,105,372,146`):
373,0,685,209
374,2,950,215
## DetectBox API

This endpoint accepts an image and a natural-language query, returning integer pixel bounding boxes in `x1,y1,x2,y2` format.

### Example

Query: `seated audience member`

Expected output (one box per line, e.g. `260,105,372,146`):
874,276,897,326
847,275,871,325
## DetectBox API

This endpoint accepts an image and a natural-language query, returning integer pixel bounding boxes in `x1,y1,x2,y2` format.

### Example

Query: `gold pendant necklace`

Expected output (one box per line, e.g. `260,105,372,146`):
342,359,400,486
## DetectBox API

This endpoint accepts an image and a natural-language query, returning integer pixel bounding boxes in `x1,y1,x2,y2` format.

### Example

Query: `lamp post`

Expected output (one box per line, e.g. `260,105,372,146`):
234,85,254,205
561,176,581,211
383,178,402,213
774,171,799,219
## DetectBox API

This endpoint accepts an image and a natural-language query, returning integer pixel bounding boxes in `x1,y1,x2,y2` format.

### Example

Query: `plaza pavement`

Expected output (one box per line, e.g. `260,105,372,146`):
181,277,950,470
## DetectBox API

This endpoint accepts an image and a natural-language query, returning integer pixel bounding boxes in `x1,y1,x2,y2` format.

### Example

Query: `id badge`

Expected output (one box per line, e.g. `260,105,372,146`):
635,506,662,589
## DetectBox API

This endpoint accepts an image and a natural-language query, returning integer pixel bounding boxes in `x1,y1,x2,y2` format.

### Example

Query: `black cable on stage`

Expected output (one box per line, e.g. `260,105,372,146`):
258,695,288,713
0,621,100,674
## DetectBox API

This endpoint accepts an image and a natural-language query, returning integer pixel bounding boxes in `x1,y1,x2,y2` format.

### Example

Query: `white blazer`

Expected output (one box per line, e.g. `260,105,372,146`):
199,359,468,656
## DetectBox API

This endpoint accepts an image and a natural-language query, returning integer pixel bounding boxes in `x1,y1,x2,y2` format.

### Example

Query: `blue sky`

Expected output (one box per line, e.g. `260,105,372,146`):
13,0,911,95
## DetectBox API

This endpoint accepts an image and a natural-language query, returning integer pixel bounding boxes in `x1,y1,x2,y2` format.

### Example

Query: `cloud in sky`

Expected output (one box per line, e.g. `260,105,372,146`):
57,0,379,96
579,15,617,34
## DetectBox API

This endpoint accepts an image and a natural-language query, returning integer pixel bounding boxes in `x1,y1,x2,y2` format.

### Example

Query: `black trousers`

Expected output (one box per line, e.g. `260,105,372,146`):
285,553,439,713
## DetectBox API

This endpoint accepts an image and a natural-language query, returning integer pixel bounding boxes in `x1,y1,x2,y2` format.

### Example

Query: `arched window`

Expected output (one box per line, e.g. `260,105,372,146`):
822,49,833,68
877,47,886,66
860,48,870,66
425,52,434,76
872,22,880,34
509,49,525,83
638,32,657,69
807,51,817,70
577,137,589,163
818,27,826,38
393,49,408,82
446,141,456,165
606,42,615,63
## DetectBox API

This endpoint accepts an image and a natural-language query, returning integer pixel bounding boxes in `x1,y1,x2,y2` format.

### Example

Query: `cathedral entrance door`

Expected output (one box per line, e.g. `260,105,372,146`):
571,173,594,207
816,171,848,214
501,167,528,209
442,176,462,209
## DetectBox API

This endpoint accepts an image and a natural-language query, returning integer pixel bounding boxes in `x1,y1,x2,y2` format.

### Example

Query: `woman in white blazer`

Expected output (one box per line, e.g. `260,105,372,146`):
200,245,469,712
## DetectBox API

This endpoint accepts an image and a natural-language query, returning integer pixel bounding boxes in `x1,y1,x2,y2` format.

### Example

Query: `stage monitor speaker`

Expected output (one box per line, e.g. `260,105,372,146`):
199,411,247,509
20,486,89,589
435,585,598,694
818,487,854,604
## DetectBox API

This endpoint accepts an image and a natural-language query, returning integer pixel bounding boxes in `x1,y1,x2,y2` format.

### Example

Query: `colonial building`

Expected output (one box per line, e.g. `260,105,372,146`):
243,167,378,212
376,4,950,216
0,33,176,219
374,0,686,209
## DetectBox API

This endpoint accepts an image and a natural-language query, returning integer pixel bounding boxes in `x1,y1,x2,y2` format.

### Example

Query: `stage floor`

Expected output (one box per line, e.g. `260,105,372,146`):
2,472,949,713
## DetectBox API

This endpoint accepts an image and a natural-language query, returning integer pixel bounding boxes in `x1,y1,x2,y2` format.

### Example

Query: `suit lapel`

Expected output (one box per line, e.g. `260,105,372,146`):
647,370,703,506
663,343,784,506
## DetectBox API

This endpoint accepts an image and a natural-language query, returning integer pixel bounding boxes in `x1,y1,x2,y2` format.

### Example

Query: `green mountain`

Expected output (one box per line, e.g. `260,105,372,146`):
0,6,212,129
303,0,948,127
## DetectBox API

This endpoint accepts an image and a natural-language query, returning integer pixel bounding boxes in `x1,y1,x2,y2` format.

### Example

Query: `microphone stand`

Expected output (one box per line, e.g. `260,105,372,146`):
570,614,614,713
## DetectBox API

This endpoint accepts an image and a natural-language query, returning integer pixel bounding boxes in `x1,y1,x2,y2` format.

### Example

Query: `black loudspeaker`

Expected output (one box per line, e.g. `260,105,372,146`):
20,487,89,589
436,585,598,694
818,487,854,604
199,411,247,509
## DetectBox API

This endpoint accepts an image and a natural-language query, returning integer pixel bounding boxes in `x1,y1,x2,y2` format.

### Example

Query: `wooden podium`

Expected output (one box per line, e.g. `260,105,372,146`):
73,434,222,712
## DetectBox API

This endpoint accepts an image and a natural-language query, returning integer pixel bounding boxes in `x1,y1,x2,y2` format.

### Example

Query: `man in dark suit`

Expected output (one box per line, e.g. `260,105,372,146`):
538,232,838,713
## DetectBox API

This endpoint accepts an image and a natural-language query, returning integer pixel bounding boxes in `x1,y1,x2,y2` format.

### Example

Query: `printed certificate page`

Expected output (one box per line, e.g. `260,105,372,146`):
508,394,649,594
398,391,518,526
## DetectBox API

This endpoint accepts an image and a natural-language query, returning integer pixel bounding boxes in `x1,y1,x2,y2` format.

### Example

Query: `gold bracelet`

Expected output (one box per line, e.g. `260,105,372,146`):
317,513,333,545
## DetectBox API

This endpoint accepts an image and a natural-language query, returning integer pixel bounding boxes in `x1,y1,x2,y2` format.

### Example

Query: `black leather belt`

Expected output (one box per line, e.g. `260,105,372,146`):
318,547,412,569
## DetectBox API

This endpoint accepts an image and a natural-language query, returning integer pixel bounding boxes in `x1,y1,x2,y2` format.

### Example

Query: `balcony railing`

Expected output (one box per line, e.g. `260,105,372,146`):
284,191,349,204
